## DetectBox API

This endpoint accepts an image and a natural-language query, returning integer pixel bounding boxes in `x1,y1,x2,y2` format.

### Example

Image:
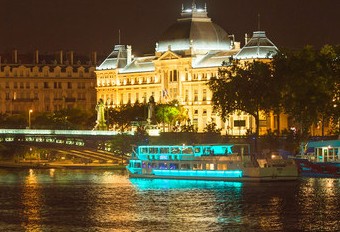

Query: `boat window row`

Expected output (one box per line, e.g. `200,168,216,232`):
141,162,229,171
139,146,195,155
137,145,236,156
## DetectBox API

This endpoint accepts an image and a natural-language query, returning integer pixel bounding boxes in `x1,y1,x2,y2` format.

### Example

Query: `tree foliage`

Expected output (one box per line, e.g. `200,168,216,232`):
272,45,340,136
108,103,147,131
155,100,188,131
208,60,274,144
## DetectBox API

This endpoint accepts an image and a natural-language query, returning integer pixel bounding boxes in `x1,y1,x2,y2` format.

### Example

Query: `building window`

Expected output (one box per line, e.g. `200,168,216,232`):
68,82,72,89
194,89,198,102
202,89,207,101
193,118,198,130
26,82,30,89
14,82,18,89
173,70,178,82
185,90,189,102
234,120,246,127
54,82,62,89
34,82,38,89
136,93,139,103
120,93,124,104
20,82,24,89
44,82,49,89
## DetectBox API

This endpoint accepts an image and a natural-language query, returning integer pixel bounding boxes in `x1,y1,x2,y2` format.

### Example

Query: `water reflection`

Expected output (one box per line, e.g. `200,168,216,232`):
129,178,243,190
0,169,339,231
297,178,340,231
20,169,42,232
130,178,244,231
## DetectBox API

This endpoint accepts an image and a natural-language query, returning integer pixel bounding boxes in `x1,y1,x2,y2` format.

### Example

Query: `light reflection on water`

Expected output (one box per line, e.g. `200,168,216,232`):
0,169,339,232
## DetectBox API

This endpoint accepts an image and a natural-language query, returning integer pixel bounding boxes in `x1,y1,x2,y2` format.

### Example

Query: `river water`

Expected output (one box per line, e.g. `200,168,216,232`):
0,169,339,232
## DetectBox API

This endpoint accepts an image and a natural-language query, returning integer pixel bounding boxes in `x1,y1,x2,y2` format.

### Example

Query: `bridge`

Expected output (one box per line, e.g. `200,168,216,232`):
0,129,134,164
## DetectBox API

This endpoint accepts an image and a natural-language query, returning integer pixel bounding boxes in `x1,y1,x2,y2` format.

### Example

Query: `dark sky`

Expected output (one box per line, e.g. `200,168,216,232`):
0,0,339,56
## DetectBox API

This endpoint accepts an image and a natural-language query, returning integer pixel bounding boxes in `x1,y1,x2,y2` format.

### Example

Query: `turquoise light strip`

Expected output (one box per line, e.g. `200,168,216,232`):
152,170,243,178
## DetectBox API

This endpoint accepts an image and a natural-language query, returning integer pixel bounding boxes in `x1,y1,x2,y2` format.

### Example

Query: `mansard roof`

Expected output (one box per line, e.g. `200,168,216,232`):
235,31,278,59
97,45,128,70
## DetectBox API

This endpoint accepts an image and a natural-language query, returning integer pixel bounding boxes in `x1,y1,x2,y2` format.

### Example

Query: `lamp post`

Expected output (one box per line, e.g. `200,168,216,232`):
28,109,33,129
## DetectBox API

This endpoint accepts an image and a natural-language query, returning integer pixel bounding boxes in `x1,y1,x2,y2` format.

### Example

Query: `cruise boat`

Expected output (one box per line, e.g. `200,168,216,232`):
294,139,340,177
127,144,298,182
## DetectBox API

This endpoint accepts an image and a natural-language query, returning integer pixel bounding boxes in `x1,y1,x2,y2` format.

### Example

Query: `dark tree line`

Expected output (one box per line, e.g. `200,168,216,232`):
0,108,95,130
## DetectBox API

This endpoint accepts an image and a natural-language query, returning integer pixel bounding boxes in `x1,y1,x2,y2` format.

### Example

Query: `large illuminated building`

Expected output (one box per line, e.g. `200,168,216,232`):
96,3,284,135
0,50,98,114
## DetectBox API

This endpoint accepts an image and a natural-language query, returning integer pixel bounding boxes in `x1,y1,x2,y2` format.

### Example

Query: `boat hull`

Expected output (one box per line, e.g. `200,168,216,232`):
128,173,298,182
294,158,340,178
128,167,299,182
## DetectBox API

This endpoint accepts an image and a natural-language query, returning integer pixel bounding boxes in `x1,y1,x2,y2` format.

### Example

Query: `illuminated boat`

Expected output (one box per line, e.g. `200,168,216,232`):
127,144,298,182
294,139,340,177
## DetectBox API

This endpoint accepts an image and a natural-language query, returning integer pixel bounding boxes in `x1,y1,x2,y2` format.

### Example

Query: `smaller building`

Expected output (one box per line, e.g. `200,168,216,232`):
0,50,98,114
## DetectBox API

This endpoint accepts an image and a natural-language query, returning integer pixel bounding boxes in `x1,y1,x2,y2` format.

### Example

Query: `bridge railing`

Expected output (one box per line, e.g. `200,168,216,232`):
0,129,134,136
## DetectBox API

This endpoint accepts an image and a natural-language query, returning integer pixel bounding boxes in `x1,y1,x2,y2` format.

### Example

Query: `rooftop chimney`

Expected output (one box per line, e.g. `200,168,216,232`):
59,50,63,65
69,51,74,65
35,50,39,64
127,46,132,65
13,49,18,64
245,33,249,45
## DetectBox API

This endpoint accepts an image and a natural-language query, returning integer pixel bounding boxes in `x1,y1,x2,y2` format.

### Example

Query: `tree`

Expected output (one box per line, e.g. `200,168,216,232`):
108,103,147,132
155,100,186,131
272,45,340,137
203,119,222,133
0,113,27,129
208,60,274,151
110,134,135,165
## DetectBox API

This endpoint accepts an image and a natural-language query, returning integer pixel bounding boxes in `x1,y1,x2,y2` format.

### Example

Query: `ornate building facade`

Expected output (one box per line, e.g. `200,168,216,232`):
0,50,98,114
95,3,284,135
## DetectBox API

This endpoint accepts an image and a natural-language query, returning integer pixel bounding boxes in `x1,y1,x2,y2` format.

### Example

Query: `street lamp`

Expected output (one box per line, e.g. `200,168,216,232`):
28,109,33,129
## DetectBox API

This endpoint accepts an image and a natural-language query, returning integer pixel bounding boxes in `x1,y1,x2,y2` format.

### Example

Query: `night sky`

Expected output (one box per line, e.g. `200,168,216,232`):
0,0,339,57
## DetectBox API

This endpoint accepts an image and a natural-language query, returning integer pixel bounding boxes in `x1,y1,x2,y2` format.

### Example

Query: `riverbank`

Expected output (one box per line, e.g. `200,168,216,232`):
0,160,126,170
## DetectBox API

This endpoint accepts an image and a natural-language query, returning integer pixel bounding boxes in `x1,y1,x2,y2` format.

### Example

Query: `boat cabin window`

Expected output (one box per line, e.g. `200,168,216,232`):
158,163,167,169
171,147,180,154
182,147,193,154
206,163,215,170
160,147,169,154
148,163,157,168
134,162,141,168
149,147,158,154
194,163,204,170
169,163,178,170
180,163,190,169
